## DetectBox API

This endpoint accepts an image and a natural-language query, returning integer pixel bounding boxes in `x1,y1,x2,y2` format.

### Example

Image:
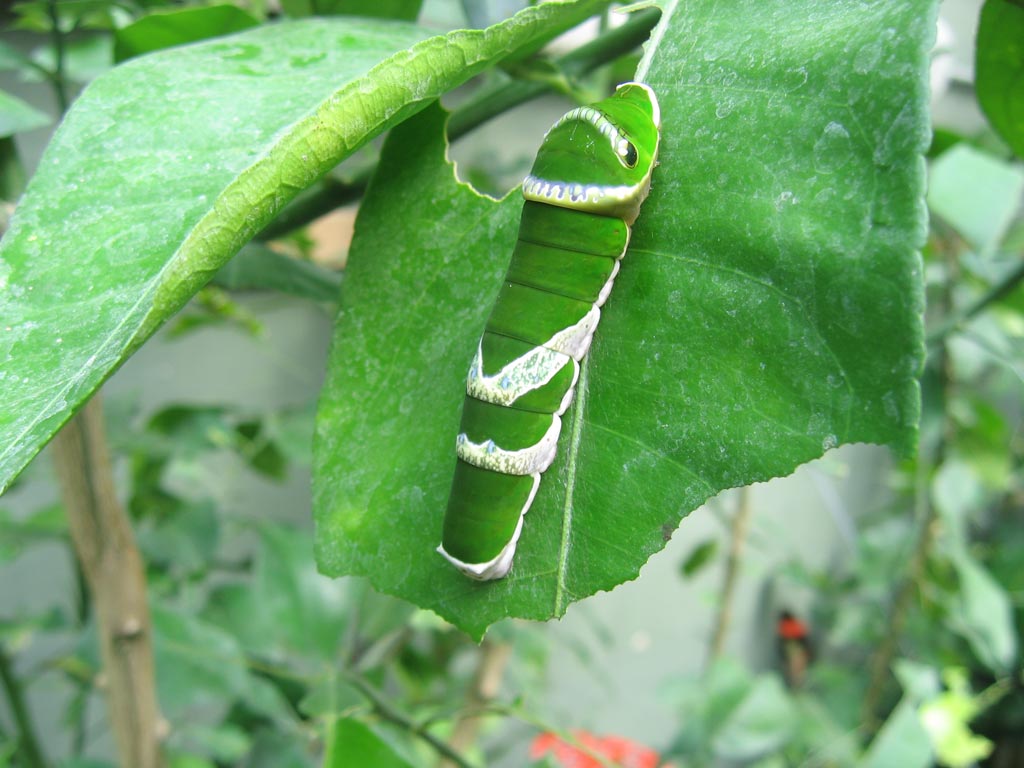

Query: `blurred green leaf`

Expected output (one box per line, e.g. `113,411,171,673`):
0,503,66,560
662,658,756,758
712,675,796,761
931,459,986,544
0,89,51,138
314,0,934,637
299,674,364,718
152,602,294,727
976,0,1024,159
947,550,1018,674
213,243,342,303
244,729,313,768
892,659,941,702
861,698,933,768
919,669,994,768
167,756,215,768
324,718,416,768
185,724,251,763
167,286,263,339
0,41,30,72
235,419,288,480
927,144,1024,255
204,523,348,663
114,5,261,63
680,539,718,578
266,402,318,466
136,501,219,574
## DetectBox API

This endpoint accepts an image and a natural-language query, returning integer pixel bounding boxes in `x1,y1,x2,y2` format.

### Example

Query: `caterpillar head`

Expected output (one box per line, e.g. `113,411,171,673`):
523,82,661,224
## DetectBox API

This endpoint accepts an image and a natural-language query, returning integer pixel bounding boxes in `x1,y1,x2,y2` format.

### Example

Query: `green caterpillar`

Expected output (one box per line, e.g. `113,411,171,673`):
439,82,661,580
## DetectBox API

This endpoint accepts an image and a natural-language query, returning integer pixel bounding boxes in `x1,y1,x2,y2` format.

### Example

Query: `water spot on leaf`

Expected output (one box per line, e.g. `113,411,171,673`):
783,66,809,91
813,121,852,173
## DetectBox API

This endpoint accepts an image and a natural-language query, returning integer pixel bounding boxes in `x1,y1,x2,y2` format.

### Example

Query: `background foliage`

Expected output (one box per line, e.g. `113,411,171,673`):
0,0,1021,767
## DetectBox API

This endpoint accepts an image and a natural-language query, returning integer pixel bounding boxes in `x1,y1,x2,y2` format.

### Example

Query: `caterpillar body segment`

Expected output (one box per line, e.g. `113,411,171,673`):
439,83,661,580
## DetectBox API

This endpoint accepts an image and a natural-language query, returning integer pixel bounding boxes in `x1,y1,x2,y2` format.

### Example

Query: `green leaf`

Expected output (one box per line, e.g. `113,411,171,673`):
245,729,313,768
204,523,348,663
711,675,796,761
0,2,612,494
919,669,994,768
927,144,1024,255
113,5,261,63
136,501,219,575
152,602,294,726
976,0,1024,159
860,698,933,768
324,718,415,768
680,538,718,578
212,243,341,303
946,550,1018,674
0,503,66,561
0,89,51,138
314,0,934,637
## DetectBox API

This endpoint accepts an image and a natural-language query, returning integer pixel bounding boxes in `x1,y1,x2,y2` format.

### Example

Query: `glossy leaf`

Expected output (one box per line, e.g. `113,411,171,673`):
0,1,612,494
314,0,934,637
976,0,1024,159
113,5,261,63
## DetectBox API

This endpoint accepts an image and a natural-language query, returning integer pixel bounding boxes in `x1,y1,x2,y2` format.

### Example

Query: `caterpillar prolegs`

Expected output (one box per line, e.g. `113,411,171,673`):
438,83,661,580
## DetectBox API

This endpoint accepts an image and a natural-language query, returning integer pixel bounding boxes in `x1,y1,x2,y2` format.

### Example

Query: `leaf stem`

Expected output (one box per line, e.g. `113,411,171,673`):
438,639,512,768
926,256,1024,346
46,0,69,115
0,647,49,768
708,487,751,664
862,230,959,728
346,672,479,768
447,7,661,138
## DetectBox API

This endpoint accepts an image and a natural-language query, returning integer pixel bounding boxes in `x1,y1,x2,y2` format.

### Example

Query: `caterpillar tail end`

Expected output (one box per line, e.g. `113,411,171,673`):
436,513,525,581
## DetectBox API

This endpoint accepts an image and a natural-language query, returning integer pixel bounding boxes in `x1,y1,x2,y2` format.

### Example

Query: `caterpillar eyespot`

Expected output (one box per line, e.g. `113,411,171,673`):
438,82,662,580
622,141,639,168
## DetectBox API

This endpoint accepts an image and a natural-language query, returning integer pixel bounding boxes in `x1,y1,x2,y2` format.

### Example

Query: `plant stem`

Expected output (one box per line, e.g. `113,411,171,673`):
708,487,752,663
861,232,958,728
346,672,479,768
46,0,69,115
257,7,660,240
51,395,165,768
926,257,1024,346
0,647,49,768
447,8,660,138
70,560,91,756
439,640,512,768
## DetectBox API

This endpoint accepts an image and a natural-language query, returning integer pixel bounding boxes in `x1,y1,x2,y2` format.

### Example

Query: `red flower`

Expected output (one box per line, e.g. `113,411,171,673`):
530,730,661,768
